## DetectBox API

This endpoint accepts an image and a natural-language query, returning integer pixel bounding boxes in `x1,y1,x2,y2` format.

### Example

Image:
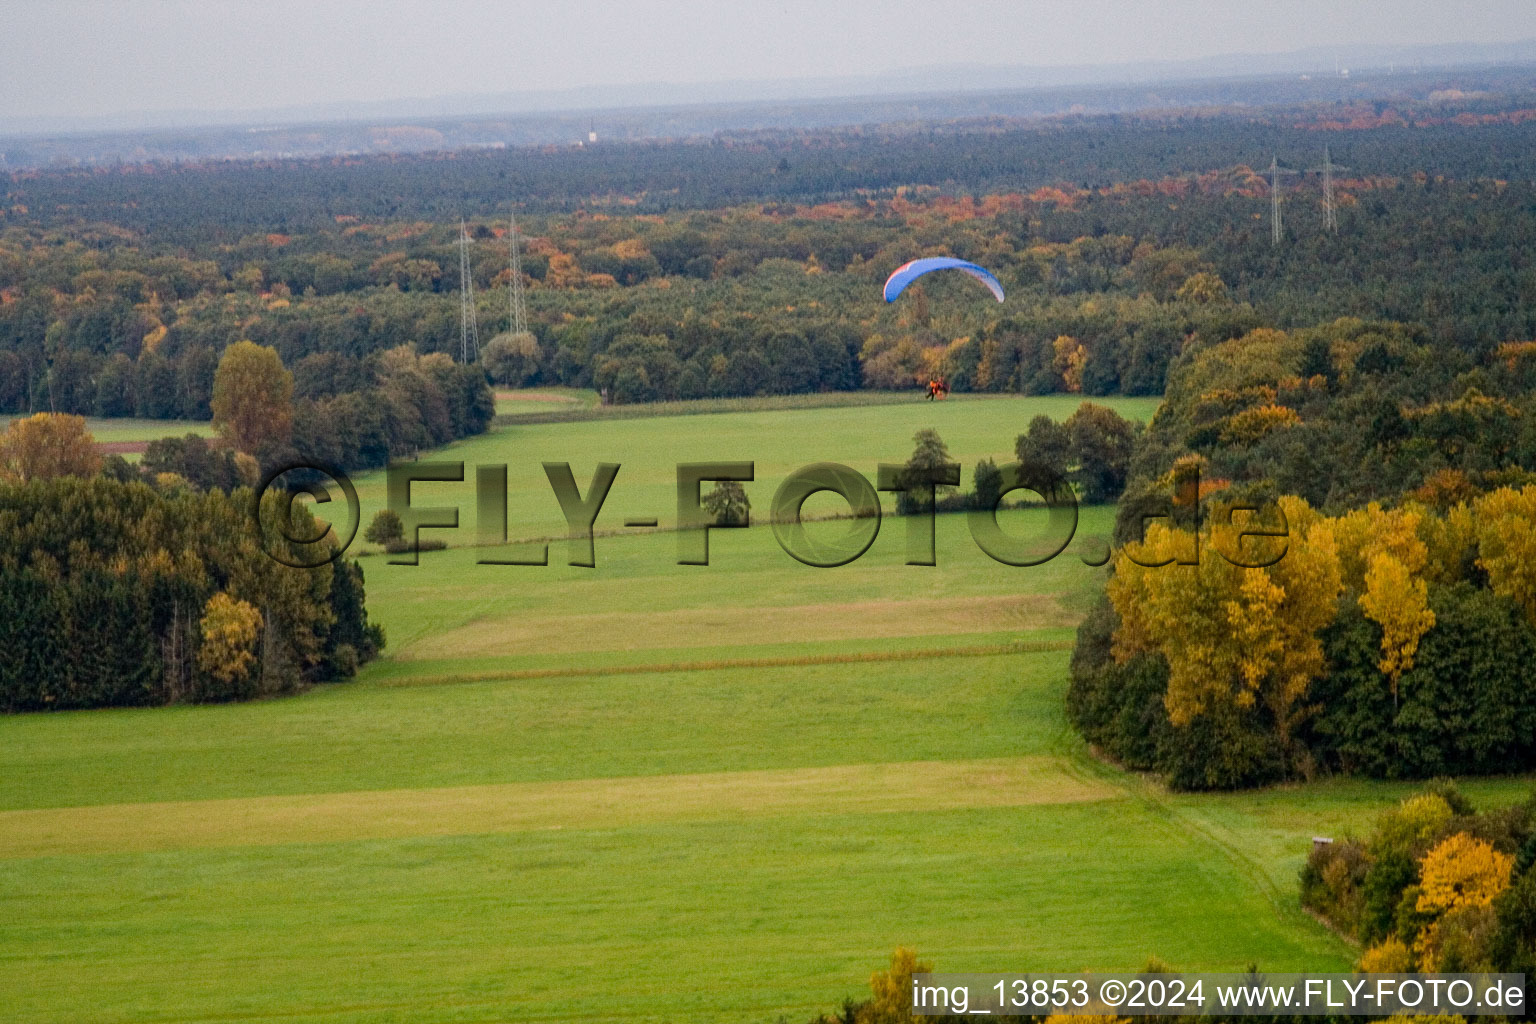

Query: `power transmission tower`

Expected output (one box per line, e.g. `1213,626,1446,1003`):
507,211,528,336
1308,145,1349,234
458,219,480,363
1268,155,1299,245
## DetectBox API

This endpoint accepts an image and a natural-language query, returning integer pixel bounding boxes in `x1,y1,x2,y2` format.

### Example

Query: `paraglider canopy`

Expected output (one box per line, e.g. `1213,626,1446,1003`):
883,256,1005,304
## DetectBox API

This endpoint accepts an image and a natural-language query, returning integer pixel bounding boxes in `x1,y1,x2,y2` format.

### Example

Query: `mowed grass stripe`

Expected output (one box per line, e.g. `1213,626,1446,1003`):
0,756,1116,859
383,639,1073,686
403,593,1078,660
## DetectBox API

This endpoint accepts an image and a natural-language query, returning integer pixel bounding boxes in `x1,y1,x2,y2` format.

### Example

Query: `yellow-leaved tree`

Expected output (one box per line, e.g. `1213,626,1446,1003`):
1369,794,1454,859
1108,495,1342,750
0,412,101,482
865,947,929,1024
1412,832,1513,970
1334,503,1436,702
1357,936,1412,973
1417,833,1514,915
1359,555,1435,702
1472,486,1536,628
1052,334,1087,393
196,592,263,691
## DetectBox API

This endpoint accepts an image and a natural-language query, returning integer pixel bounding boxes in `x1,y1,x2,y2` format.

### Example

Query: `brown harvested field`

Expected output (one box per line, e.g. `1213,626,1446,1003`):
495,390,582,403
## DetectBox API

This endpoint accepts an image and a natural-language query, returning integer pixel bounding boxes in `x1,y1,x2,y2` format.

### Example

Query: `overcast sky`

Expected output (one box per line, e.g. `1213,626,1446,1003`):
4,0,1535,122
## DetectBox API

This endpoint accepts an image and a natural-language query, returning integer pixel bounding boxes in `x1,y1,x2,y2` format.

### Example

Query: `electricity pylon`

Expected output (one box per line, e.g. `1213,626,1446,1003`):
1308,145,1349,233
458,220,480,363
1268,155,1300,245
507,211,527,336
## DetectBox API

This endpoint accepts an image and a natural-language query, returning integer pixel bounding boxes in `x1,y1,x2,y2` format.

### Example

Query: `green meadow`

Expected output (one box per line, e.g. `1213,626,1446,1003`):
350,391,1163,545
0,414,214,444
3,392,1529,1023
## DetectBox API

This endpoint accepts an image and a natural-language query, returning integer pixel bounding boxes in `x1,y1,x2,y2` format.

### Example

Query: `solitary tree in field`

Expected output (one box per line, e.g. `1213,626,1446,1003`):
0,412,101,482
703,480,750,527
895,428,958,514
364,508,405,547
211,340,292,456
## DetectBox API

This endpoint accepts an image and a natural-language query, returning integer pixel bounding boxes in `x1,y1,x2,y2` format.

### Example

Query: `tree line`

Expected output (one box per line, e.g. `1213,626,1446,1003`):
0,469,381,712
1304,783,1536,975
1070,315,1536,789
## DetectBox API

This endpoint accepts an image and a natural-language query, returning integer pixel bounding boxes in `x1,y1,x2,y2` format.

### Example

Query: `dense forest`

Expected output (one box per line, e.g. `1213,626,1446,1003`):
1068,312,1536,789
6,94,1536,416
0,471,381,711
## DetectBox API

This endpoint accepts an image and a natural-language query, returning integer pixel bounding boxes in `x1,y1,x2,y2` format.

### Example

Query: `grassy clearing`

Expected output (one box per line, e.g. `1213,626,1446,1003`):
359,509,1117,662
1,802,1349,1024
494,386,600,418
0,414,213,444
9,394,1527,1023
0,649,1078,810
492,388,968,425
344,392,1161,547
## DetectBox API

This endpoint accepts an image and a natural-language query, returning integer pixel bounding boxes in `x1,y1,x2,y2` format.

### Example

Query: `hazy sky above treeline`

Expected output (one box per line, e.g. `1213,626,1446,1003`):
4,0,1535,123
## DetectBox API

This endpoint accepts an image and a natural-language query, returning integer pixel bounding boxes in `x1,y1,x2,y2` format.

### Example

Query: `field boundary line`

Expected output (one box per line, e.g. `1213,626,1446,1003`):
377,639,1074,687
0,755,1119,859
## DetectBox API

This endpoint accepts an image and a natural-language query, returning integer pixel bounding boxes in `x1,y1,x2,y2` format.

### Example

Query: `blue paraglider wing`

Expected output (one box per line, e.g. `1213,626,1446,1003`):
882,256,1005,303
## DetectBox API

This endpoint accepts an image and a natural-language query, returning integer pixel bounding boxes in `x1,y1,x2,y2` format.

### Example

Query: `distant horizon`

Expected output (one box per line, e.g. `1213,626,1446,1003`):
5,0,1536,134
5,35,1536,139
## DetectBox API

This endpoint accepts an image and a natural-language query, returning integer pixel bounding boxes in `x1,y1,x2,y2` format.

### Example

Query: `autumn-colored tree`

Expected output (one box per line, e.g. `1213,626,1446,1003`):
544,251,585,288
1357,937,1413,973
1369,794,1454,859
1333,503,1437,698
1109,495,1341,748
1052,334,1086,392
211,340,293,456
1472,486,1536,628
1413,833,1513,970
0,412,101,482
1418,501,1479,586
1417,833,1514,915
1175,270,1229,304
196,592,263,691
1219,403,1301,446
1360,554,1437,702
864,947,930,1024
860,333,926,389
1332,503,1427,592
1410,468,1477,511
